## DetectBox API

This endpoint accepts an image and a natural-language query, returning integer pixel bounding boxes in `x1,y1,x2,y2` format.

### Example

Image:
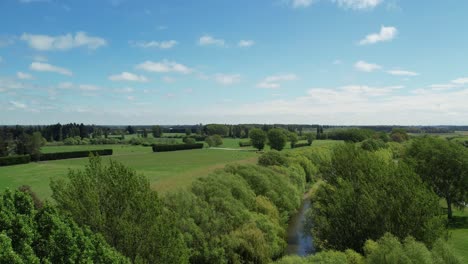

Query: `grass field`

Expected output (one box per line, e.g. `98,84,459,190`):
0,144,258,199
448,206,468,261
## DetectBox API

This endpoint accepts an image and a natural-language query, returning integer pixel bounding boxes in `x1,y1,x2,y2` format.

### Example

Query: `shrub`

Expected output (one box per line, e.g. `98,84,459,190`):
292,142,310,149
205,135,223,147
239,141,252,147
39,149,113,161
152,143,203,152
249,128,267,150
0,155,31,166
183,137,196,144
258,151,288,167
361,139,387,152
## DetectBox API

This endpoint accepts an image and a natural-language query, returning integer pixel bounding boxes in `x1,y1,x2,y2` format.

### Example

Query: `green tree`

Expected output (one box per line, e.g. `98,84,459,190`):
306,144,445,252
305,133,314,146
152,125,163,138
205,124,229,136
405,136,468,219
205,135,223,147
142,128,148,138
267,128,288,151
249,128,267,150
0,189,129,263
50,156,188,263
288,132,298,148
185,128,191,136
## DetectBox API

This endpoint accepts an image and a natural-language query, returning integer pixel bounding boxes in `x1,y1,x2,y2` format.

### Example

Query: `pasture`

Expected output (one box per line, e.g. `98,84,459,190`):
0,144,257,199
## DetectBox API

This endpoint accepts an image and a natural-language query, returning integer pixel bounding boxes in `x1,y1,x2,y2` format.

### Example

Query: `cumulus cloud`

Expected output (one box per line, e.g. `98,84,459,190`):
359,26,397,45
198,35,225,46
452,77,468,85
131,40,178,49
21,32,107,51
257,74,298,89
387,70,419,76
200,84,468,125
17,72,34,80
109,72,148,82
136,60,192,74
238,40,255,47
10,101,27,109
214,74,241,85
332,0,383,10
30,62,72,76
354,60,381,72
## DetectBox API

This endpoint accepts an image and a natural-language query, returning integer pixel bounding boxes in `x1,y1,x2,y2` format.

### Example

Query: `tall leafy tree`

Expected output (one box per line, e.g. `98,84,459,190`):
152,125,162,138
249,128,267,150
306,144,445,252
267,128,288,151
405,136,468,219
50,156,189,263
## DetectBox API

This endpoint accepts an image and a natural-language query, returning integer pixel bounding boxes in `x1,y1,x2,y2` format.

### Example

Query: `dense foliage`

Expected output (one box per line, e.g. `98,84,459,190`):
275,233,461,264
50,157,188,263
152,143,204,152
249,128,267,150
327,128,375,142
238,141,252,147
306,144,446,252
205,135,223,147
204,124,229,136
38,149,113,161
267,128,288,151
0,189,129,263
164,152,310,263
0,155,31,166
405,136,468,219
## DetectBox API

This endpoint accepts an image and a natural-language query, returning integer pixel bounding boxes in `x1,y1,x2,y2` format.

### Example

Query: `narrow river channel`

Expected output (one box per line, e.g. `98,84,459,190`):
285,199,315,256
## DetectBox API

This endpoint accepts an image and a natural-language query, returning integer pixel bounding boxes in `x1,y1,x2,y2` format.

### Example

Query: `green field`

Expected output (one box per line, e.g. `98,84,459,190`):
0,144,258,199
448,206,468,261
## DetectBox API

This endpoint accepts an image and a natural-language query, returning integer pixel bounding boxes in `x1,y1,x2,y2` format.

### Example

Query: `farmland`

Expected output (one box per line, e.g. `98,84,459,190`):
0,144,257,199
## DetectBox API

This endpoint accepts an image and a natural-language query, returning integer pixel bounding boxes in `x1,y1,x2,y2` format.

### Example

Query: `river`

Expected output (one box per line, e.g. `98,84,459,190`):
285,199,315,256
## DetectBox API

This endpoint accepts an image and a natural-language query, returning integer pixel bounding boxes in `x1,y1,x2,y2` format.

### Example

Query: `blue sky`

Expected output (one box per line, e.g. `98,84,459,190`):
1,0,468,125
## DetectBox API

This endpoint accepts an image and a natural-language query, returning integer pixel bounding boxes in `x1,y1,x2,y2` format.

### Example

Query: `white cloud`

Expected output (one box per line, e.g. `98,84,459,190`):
136,60,192,74
21,32,106,51
354,60,381,72
359,26,397,45
238,40,255,47
79,84,101,91
127,96,135,101
198,35,225,46
333,0,383,10
257,74,298,89
132,40,178,49
387,70,419,76
288,0,315,8
10,101,27,109
198,84,468,125
214,74,241,85
429,84,457,90
30,62,72,76
17,72,34,80
109,72,148,82
452,77,468,85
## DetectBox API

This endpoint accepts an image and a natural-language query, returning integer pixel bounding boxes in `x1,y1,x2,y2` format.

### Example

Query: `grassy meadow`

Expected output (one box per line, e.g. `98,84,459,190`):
0,144,257,199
